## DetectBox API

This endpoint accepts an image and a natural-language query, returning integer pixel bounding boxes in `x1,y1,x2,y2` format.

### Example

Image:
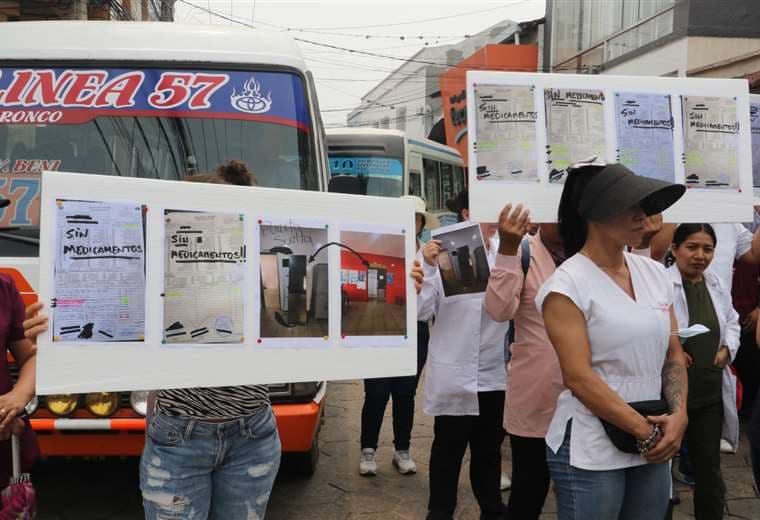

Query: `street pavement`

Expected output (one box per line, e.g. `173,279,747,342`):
34,379,760,519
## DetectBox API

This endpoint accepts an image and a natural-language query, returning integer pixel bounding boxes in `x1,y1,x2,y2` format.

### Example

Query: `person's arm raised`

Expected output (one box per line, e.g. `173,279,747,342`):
542,292,653,441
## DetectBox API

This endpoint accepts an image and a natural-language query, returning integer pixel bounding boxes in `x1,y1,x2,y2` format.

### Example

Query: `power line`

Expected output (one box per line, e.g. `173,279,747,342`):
292,2,532,31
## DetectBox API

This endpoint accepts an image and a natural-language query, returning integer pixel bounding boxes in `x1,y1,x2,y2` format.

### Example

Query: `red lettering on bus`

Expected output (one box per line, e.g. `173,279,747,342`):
22,70,74,106
62,71,108,106
1,70,34,105
93,71,145,108
187,74,229,109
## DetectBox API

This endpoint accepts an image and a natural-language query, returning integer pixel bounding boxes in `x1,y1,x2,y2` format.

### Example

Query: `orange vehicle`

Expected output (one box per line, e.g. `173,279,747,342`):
0,21,327,473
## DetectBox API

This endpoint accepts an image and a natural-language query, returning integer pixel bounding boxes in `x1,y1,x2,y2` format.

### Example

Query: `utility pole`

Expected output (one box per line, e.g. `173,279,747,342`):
69,0,88,20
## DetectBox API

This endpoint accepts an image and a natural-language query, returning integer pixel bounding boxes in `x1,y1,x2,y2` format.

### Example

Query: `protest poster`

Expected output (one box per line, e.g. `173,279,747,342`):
37,171,416,394
750,94,760,199
466,71,753,223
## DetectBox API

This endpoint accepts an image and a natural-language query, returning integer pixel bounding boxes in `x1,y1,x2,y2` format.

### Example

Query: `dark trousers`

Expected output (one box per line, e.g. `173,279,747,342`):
505,434,551,520
749,386,760,494
734,328,759,416
687,401,725,520
427,391,506,520
360,321,429,451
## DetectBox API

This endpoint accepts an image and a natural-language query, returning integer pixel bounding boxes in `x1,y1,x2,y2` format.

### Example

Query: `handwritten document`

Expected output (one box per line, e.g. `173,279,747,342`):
163,211,245,344
682,96,740,189
545,88,607,183
474,85,537,181
615,93,675,183
751,102,760,189
53,199,145,342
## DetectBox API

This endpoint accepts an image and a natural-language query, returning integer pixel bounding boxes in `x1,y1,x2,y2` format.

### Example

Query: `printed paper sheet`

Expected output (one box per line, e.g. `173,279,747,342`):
682,96,740,189
473,85,538,181
53,199,145,342
615,93,675,183
545,88,607,183
163,211,245,344
751,102,760,189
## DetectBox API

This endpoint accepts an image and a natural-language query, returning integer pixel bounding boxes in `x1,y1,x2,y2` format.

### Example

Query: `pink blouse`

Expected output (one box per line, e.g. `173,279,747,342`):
484,233,565,438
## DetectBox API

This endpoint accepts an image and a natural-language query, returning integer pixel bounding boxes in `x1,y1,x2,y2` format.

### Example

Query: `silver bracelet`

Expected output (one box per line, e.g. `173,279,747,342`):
637,424,662,455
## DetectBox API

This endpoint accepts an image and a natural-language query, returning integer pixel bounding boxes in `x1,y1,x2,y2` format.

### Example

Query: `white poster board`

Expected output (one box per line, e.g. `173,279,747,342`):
37,171,417,394
467,71,753,223
750,93,760,201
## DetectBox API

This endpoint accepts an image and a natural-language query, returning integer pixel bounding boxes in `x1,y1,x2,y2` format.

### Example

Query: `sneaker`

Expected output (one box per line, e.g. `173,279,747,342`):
672,465,695,487
720,439,735,454
392,450,417,475
500,473,512,491
359,448,378,476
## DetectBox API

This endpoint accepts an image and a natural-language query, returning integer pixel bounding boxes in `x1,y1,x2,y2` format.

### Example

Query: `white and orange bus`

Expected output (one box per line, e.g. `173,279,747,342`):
0,21,327,473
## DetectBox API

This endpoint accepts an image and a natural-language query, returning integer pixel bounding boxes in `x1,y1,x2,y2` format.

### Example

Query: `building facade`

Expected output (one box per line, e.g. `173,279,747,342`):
546,0,760,90
346,20,536,141
0,0,174,22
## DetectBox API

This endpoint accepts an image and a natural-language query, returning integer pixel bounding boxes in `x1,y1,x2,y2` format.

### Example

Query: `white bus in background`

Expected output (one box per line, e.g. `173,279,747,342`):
0,21,326,473
326,128,466,226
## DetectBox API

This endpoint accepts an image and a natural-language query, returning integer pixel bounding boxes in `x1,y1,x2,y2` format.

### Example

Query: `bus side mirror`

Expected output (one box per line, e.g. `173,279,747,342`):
328,175,363,195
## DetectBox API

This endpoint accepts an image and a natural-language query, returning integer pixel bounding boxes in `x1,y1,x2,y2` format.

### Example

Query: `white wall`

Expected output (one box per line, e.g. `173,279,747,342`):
604,37,688,77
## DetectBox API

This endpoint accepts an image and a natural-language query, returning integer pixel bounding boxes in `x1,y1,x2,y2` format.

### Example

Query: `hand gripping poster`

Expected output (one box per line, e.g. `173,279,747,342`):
52,199,146,342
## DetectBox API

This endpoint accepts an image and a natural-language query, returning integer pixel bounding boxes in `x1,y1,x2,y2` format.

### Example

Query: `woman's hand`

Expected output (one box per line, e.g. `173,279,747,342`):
496,203,530,256
410,260,424,294
713,346,730,368
23,302,48,344
422,239,442,267
643,412,688,464
636,213,664,249
0,391,29,434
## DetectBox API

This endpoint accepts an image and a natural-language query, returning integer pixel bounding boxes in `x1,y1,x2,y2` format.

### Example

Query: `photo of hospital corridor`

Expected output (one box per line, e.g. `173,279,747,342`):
436,224,490,296
340,230,406,337
260,225,329,338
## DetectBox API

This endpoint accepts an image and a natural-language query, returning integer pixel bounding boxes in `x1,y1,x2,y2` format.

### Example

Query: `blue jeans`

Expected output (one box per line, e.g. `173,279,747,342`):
546,423,670,520
140,407,281,519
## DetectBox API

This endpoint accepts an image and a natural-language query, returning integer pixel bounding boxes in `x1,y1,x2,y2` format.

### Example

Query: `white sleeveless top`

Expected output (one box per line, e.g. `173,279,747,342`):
535,252,673,470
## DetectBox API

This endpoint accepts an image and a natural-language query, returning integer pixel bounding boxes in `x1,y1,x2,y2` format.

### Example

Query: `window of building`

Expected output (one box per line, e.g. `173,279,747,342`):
552,0,675,69
396,107,407,131
380,117,390,129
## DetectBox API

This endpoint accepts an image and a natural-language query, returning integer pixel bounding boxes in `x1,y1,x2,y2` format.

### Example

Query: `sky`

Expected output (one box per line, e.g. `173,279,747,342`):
174,0,547,126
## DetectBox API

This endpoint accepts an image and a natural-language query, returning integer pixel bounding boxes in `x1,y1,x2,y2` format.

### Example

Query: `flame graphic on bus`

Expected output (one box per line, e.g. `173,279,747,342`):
230,76,273,114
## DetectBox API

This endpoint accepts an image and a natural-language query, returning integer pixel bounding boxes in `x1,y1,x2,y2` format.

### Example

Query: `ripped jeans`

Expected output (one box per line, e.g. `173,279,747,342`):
139,406,281,519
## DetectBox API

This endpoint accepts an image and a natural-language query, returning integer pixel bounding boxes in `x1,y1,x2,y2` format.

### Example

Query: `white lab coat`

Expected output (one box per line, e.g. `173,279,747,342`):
668,265,741,450
418,236,509,416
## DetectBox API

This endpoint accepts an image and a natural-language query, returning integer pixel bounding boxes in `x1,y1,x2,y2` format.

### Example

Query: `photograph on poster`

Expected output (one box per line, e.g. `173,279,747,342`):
163,210,245,344
615,92,675,183
545,88,607,183
340,229,406,337
751,101,760,189
473,84,538,181
52,199,146,342
682,95,740,189
430,222,490,297
259,220,329,338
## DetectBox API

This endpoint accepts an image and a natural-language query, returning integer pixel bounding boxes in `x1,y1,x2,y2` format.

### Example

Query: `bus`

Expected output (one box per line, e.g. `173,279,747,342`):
0,21,326,473
326,128,466,226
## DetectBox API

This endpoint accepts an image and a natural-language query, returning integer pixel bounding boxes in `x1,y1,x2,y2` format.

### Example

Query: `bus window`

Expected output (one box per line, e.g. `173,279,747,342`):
328,156,403,197
453,165,466,194
409,171,422,197
423,158,441,211
440,162,454,205
0,67,319,258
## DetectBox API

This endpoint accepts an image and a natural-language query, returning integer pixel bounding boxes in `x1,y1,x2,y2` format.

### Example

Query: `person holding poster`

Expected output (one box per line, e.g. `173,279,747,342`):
138,161,281,520
0,275,39,489
358,196,437,477
537,161,688,519
668,223,739,519
418,189,510,520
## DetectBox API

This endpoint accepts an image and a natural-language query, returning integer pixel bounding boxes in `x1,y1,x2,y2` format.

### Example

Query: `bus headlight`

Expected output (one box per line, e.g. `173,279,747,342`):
25,396,38,415
47,394,78,416
85,392,119,417
130,391,149,416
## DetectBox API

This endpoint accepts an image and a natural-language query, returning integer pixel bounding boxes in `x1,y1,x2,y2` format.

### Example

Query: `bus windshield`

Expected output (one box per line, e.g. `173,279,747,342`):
0,66,318,256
